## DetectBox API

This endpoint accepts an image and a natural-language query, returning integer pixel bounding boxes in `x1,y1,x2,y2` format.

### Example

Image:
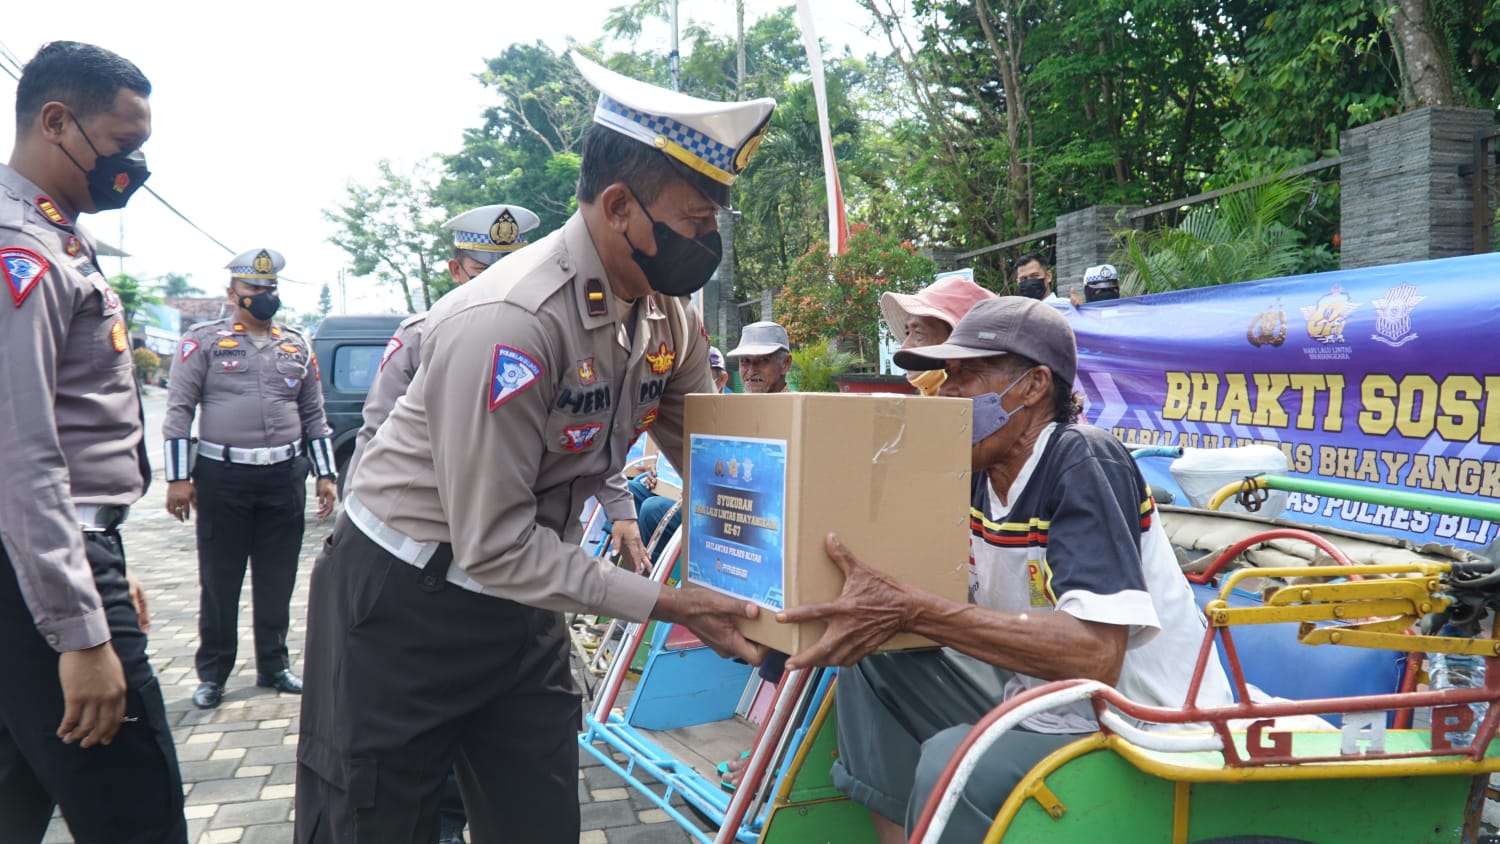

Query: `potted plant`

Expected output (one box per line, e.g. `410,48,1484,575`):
774,225,937,388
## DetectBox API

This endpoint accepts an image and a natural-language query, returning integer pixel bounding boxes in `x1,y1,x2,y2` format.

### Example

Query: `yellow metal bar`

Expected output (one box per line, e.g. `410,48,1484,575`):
1217,563,1451,598
1301,627,1500,656
982,734,1108,844
1105,735,1500,783
771,675,838,805
1172,781,1191,844
1207,476,1265,511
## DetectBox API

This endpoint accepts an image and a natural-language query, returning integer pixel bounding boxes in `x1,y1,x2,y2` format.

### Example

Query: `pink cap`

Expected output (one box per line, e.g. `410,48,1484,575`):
880,275,996,344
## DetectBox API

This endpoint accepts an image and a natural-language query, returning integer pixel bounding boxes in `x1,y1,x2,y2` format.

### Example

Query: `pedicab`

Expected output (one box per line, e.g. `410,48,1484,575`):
577,451,1500,843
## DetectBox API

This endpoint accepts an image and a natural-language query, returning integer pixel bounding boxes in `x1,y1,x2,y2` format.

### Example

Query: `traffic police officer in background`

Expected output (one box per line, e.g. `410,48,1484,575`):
345,202,539,844
346,203,541,483
163,249,338,710
0,41,186,843
296,54,775,841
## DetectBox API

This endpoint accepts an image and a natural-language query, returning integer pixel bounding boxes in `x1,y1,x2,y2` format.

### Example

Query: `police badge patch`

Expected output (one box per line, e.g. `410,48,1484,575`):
561,423,603,452
1,247,49,307
488,344,543,411
380,337,403,371
285,378,301,389
181,339,200,361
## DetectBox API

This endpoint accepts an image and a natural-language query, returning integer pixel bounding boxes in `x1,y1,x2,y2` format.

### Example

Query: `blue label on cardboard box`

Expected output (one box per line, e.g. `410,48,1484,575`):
687,434,788,610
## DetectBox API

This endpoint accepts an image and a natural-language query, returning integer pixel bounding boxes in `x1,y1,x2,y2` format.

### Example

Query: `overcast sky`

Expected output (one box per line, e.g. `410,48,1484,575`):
2,0,883,316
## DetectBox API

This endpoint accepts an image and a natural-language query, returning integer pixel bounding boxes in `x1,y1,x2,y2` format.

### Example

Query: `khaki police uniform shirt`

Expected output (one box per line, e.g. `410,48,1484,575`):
345,313,426,483
0,164,148,652
162,318,333,474
351,212,716,623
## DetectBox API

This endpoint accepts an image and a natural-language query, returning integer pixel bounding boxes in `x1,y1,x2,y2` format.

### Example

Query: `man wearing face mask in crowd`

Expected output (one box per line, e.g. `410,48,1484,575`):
0,41,188,843
163,249,339,710
774,297,1233,843
1013,251,1071,310
295,55,773,842
879,274,996,396
1068,263,1123,307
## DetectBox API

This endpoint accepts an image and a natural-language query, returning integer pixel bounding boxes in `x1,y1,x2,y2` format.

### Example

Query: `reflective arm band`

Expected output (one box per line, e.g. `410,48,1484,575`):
164,438,192,482
309,437,337,478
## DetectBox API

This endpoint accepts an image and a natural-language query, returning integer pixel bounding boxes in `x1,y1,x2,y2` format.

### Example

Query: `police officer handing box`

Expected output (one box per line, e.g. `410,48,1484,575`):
295,55,775,842
163,249,338,710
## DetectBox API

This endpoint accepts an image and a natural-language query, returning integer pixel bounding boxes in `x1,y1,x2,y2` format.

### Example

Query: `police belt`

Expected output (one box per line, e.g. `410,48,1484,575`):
75,504,129,532
197,439,303,467
343,494,497,598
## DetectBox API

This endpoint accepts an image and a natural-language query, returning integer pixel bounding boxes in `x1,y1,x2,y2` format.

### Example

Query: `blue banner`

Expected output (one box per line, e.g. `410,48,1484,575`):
1068,253,1500,553
685,435,789,609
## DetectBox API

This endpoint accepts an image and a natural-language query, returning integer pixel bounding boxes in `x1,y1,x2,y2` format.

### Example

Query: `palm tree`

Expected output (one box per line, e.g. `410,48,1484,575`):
1114,176,1315,294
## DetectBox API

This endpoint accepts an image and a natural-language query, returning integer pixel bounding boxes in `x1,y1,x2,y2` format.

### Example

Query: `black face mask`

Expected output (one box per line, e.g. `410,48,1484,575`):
1018,279,1048,300
239,290,281,321
1085,285,1121,303
625,189,722,297
59,116,151,211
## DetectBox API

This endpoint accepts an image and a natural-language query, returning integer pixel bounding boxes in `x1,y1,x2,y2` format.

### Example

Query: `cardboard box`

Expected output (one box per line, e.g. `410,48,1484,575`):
682,393,972,655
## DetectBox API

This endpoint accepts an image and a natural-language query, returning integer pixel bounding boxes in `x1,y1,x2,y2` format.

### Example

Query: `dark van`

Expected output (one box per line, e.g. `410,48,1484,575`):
312,314,407,486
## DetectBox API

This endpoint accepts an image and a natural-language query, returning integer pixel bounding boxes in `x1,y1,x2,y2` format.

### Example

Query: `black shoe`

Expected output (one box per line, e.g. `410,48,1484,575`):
192,681,223,709
256,669,303,694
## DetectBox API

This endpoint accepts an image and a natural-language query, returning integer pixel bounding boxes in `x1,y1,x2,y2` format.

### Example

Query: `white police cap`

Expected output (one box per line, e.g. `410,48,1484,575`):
443,204,541,266
226,248,285,285
1083,263,1119,285
571,53,775,199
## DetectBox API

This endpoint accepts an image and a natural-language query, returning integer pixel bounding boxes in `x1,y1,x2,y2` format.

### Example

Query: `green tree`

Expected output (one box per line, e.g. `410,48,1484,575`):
774,225,936,362
789,338,861,392
158,271,202,297
325,159,449,313
1112,176,1316,293
317,283,333,318
109,273,162,334
434,42,592,236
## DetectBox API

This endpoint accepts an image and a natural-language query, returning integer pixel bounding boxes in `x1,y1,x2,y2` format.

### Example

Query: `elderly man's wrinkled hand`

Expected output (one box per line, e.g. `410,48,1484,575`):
613,519,652,574
779,533,915,669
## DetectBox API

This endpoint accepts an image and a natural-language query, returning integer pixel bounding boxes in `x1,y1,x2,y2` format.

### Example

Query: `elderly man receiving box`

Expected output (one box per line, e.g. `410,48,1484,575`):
779,297,1233,843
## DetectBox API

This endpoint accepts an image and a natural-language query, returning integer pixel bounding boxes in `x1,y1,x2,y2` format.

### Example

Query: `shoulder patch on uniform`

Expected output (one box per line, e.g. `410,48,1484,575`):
488,344,543,411
35,196,68,228
1,247,49,307
181,339,200,360
379,336,403,371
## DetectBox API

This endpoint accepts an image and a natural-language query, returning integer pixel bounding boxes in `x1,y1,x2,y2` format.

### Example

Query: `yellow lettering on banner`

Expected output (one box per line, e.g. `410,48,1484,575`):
1355,449,1381,483
1484,376,1500,445
1438,376,1483,442
1294,443,1313,474
1359,375,1398,436
1380,451,1410,485
1189,372,1220,422
1162,372,1191,421
1217,374,1254,425
1319,445,1338,478
1398,375,1440,439
1335,447,1358,479
1289,374,1327,431
1251,373,1291,427
1406,455,1433,490
1323,374,1345,432
1482,461,1500,499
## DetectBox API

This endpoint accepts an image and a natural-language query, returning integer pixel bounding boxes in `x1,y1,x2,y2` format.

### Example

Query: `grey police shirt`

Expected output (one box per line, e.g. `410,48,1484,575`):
0,164,149,652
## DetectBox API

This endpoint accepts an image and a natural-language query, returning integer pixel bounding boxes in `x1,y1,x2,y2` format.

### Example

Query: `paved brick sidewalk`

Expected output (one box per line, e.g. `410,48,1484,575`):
40,458,699,843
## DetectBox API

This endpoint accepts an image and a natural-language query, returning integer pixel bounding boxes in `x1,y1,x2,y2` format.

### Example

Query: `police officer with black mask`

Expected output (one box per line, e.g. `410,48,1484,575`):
163,249,338,709
0,41,187,843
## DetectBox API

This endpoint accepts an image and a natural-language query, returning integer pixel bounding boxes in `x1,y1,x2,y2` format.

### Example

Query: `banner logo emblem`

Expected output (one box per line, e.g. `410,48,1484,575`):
1371,283,1424,348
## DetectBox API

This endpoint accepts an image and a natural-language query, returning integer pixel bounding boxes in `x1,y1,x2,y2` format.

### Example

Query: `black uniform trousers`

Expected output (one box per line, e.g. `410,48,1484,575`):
0,529,187,844
295,514,580,844
193,454,308,684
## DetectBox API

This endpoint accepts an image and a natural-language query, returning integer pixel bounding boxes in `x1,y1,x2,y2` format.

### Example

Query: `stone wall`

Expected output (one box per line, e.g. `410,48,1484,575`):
1339,107,1495,268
